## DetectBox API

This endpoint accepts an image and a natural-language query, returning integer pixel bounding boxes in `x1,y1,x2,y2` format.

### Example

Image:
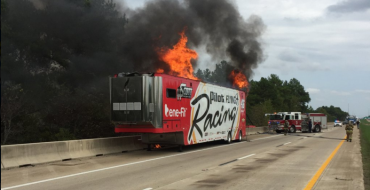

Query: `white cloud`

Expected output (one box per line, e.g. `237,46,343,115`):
307,88,321,94
330,90,352,96
355,90,370,94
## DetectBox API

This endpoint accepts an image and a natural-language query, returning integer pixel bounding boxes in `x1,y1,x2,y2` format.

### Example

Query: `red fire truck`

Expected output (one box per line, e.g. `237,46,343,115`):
266,112,327,133
110,72,248,151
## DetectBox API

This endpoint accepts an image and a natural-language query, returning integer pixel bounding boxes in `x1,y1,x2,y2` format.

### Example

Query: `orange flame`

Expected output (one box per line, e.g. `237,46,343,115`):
229,70,248,89
155,144,161,149
157,30,198,80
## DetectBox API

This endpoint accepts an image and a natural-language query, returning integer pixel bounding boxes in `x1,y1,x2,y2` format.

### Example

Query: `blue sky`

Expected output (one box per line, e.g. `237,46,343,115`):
122,0,370,117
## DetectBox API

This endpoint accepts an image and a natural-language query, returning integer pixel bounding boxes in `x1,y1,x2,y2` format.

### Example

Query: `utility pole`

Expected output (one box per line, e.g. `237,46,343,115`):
348,103,349,116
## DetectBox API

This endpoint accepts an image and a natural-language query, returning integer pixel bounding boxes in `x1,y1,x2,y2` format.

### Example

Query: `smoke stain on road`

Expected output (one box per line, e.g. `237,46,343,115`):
192,146,307,189
232,165,257,173
268,153,289,157
282,148,300,153
290,146,306,148
197,179,227,184
255,158,276,163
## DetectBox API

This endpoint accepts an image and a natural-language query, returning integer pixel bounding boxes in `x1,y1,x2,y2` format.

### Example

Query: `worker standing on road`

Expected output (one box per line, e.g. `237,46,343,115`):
308,119,312,133
356,120,360,129
284,119,289,136
345,123,354,142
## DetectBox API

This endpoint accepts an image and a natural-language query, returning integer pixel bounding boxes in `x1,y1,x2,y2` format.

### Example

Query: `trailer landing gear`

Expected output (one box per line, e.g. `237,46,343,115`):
147,144,152,151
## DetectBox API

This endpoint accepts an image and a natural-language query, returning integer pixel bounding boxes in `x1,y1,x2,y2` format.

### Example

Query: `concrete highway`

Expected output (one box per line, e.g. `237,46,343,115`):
1,125,364,190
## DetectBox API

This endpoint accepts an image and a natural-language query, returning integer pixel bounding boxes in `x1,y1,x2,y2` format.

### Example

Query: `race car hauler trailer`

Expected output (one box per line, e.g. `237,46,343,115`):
110,72,247,151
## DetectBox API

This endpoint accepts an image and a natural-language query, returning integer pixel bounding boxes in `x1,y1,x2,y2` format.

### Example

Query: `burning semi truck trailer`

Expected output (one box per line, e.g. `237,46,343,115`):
110,72,248,151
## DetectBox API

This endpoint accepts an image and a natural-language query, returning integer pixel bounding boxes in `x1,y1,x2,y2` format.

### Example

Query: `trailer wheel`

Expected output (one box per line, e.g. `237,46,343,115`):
238,131,242,142
289,126,296,133
276,130,281,133
226,132,232,144
314,125,321,132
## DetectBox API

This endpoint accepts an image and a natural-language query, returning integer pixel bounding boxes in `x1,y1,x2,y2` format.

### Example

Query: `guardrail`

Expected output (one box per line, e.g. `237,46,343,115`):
1,127,268,169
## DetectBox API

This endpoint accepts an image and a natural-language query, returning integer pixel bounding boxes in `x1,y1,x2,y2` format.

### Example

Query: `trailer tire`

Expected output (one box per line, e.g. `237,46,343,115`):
289,126,296,133
225,132,232,144
238,131,242,142
276,130,281,134
315,125,321,132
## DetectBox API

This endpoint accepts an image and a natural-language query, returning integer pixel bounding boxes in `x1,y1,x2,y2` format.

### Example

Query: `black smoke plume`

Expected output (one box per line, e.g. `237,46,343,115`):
120,0,265,83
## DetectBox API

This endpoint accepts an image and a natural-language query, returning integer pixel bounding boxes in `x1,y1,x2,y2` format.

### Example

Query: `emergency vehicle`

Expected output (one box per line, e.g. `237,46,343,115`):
110,72,248,151
346,115,357,124
266,112,327,133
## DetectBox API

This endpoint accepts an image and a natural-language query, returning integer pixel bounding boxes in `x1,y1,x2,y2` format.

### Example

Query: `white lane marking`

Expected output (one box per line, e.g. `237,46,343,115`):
143,188,153,190
283,142,291,145
238,154,256,160
250,134,283,141
1,142,246,190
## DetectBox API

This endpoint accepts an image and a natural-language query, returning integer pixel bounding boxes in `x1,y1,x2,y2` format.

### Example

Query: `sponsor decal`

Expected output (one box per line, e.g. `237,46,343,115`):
210,91,239,105
177,83,192,100
205,132,208,136
165,104,186,117
222,131,226,134
188,87,240,142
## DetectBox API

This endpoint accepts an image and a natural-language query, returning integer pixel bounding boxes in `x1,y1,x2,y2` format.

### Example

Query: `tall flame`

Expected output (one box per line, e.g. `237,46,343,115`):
157,30,198,80
229,70,248,89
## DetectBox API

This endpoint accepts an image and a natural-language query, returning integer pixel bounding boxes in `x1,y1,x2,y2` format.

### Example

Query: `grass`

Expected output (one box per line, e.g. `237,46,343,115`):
360,119,370,190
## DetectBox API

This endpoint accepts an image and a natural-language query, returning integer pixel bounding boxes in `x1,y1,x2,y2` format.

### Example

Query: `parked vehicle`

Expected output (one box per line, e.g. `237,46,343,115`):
334,120,343,127
266,112,327,133
110,72,249,151
346,115,357,125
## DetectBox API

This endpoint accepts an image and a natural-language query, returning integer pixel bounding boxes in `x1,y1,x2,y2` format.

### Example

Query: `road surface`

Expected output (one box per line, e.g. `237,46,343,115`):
1,125,364,190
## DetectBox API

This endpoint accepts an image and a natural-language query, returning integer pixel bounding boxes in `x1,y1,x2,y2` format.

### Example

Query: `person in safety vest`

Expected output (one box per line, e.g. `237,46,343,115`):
284,119,289,136
345,123,354,142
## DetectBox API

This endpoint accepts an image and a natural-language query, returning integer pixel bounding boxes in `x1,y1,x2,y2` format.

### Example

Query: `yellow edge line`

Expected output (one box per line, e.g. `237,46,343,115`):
304,136,346,190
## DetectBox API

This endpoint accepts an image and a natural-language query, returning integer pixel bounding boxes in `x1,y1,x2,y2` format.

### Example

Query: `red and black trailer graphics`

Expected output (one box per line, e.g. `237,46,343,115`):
110,73,247,146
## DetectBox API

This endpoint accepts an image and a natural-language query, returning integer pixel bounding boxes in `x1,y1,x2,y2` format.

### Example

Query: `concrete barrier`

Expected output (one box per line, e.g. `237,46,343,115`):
1,136,143,169
246,126,267,135
1,141,70,169
0,127,273,169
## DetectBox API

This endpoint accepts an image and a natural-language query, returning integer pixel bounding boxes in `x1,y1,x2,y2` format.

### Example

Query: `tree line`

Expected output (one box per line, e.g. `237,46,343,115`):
1,0,348,145
1,0,128,145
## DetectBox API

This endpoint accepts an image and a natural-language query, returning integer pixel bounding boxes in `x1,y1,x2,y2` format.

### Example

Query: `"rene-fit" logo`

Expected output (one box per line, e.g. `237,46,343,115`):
165,104,186,117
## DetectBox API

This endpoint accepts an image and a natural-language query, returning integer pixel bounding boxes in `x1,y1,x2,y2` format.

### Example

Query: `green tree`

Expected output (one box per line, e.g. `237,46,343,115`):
1,0,127,144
